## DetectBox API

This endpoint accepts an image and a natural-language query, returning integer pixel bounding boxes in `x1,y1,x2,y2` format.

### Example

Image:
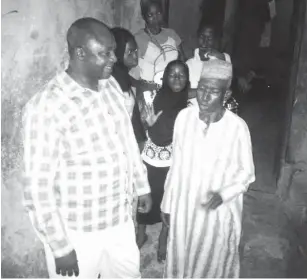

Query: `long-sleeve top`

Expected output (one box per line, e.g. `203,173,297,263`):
22,71,150,258
160,107,255,277
161,107,255,214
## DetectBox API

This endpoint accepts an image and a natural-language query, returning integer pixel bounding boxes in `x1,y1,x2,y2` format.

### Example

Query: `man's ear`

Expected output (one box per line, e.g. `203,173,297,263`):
224,89,232,102
75,47,86,61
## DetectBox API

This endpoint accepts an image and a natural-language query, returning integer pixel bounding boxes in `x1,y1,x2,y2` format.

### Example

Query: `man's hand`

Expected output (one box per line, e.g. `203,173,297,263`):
55,249,79,277
200,49,225,61
202,191,223,210
138,193,152,213
161,212,170,228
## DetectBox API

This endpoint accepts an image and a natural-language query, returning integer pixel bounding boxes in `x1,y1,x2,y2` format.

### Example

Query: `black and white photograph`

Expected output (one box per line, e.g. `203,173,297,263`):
1,0,307,278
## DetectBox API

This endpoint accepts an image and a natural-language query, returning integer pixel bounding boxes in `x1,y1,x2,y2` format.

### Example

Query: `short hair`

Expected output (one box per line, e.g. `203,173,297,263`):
197,23,221,39
66,17,108,57
140,0,162,19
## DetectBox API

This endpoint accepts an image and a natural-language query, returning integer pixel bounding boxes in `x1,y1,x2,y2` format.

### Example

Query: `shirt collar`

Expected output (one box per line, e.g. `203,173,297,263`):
194,48,202,61
55,71,120,99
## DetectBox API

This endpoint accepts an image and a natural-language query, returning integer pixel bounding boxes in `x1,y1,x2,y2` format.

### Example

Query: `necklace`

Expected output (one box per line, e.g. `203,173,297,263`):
144,26,166,60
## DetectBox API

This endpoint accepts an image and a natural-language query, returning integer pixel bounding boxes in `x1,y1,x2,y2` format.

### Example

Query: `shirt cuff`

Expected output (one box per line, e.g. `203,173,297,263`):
49,238,74,258
160,195,171,214
219,184,246,203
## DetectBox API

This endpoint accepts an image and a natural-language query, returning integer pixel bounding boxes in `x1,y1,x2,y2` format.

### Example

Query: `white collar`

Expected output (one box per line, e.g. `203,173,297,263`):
194,48,202,61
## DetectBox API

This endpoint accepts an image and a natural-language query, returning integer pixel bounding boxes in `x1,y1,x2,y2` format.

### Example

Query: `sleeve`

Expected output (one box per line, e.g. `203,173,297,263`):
224,53,232,63
219,121,255,203
22,105,74,258
160,112,183,214
168,28,182,46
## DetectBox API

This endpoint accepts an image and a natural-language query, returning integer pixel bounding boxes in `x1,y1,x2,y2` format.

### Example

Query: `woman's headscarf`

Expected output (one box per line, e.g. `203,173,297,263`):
148,60,189,146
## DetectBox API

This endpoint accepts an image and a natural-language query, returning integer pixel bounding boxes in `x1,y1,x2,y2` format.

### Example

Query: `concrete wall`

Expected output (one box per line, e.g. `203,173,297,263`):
271,0,293,54
114,0,145,34
277,0,307,255
168,0,203,59
222,0,239,54
1,0,142,277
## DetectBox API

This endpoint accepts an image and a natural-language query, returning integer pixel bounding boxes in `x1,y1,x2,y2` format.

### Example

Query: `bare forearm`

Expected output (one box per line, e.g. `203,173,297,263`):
178,44,186,61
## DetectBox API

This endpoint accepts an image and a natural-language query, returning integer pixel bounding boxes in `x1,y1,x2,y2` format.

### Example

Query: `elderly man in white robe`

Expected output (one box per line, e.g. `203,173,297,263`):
160,58,255,278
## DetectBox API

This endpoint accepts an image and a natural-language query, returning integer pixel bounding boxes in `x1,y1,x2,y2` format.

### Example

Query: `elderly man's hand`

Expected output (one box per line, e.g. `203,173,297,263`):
138,193,152,213
161,212,170,228
55,249,79,277
202,191,223,210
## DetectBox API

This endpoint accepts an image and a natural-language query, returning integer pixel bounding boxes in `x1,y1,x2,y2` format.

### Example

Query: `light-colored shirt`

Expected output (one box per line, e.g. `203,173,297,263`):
160,107,255,278
118,89,136,118
133,28,181,82
22,72,150,258
161,107,255,214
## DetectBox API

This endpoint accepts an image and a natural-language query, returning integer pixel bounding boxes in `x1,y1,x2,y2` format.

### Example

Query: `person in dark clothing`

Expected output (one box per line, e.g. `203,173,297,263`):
136,60,189,262
111,27,147,148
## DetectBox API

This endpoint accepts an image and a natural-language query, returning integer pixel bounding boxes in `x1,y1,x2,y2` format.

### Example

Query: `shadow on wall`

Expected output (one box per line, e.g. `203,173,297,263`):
1,0,143,277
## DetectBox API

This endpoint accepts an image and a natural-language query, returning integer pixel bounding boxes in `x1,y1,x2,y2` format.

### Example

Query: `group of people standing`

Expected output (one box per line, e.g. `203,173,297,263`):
22,0,255,278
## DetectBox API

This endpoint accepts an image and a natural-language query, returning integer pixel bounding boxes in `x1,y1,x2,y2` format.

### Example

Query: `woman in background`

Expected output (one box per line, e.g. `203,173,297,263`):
111,27,147,148
136,60,189,263
131,0,185,128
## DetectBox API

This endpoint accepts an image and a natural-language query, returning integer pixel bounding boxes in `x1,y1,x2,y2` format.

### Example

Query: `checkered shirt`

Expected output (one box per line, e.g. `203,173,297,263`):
22,71,150,258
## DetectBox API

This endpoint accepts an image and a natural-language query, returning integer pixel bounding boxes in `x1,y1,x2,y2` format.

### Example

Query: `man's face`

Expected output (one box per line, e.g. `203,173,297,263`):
83,33,117,80
196,78,227,114
123,39,138,69
166,64,188,93
145,3,163,33
198,27,218,54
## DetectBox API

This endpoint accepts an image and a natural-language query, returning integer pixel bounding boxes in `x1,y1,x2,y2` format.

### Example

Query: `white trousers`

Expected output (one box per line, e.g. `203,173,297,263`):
44,218,141,278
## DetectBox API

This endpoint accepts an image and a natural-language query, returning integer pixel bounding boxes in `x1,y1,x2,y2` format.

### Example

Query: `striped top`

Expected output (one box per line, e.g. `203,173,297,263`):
161,107,255,277
22,71,150,258
161,106,255,213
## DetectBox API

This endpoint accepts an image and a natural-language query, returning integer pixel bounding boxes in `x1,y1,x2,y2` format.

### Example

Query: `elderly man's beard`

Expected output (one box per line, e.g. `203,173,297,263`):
198,104,225,125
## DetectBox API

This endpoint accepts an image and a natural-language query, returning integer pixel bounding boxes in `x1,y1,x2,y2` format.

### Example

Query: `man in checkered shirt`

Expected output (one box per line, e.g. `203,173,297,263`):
22,18,152,278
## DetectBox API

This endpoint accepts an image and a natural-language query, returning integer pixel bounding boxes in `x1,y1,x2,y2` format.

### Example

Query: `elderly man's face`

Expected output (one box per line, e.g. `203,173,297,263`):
196,78,227,114
84,33,117,80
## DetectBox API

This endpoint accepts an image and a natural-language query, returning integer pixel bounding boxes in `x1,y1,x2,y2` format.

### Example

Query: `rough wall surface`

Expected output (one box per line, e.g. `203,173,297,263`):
271,0,293,53
114,0,145,34
168,0,202,59
278,1,307,256
221,0,238,54
1,0,142,277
